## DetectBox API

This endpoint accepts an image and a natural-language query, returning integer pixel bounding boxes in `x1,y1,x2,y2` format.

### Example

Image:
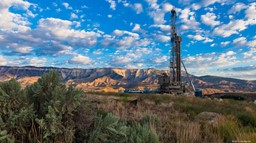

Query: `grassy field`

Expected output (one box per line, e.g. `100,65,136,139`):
88,92,256,143
1,71,256,143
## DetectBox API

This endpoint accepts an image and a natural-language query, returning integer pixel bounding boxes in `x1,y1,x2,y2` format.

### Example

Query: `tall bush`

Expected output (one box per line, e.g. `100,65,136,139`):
0,71,84,142
26,71,84,142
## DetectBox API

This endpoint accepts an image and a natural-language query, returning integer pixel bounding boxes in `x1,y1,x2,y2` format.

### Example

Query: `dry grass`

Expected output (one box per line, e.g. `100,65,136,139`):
85,93,256,143
175,121,201,143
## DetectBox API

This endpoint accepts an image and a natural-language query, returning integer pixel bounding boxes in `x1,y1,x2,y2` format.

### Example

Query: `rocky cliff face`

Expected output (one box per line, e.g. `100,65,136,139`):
0,66,255,93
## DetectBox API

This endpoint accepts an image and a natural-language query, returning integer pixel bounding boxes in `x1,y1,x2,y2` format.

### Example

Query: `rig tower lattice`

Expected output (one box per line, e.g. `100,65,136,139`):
159,9,186,94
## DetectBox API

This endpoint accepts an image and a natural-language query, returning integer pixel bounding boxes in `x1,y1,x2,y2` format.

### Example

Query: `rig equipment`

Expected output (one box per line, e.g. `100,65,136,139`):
159,9,195,94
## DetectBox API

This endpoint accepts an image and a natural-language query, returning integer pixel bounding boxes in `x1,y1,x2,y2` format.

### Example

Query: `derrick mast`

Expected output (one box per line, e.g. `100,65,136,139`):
158,9,185,94
170,9,182,85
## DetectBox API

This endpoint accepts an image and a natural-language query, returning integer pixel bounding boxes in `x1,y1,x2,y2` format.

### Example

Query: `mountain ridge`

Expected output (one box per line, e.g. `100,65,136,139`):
0,66,255,94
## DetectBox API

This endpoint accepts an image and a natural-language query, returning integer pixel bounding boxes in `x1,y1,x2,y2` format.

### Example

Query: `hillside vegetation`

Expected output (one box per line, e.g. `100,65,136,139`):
0,71,256,143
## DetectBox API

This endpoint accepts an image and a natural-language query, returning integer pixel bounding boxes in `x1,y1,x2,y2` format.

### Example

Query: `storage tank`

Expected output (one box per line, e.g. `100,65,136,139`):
195,88,203,97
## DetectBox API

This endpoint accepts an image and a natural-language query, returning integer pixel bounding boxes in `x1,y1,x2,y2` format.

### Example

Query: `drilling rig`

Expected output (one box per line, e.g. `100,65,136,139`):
159,9,195,94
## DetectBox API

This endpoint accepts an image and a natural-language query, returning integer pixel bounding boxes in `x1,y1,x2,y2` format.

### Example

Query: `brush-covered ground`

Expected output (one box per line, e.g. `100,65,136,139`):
0,71,256,143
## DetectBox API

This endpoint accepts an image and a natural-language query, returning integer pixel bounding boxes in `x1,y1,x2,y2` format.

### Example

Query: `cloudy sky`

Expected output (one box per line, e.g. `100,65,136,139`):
0,0,255,80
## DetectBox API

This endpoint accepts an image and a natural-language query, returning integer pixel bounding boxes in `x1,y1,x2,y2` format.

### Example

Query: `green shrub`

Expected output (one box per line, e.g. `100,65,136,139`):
26,71,84,142
217,117,239,142
88,113,127,143
120,95,129,102
88,113,159,143
127,124,159,143
0,129,14,143
238,113,256,127
0,116,14,143
0,79,34,142
142,114,160,128
0,71,85,142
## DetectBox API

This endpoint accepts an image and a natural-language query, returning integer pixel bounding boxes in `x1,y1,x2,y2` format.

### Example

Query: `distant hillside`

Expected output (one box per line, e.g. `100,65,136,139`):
0,66,255,94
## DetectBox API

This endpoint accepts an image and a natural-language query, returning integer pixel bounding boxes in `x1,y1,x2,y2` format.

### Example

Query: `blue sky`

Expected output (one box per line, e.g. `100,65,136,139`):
0,0,255,80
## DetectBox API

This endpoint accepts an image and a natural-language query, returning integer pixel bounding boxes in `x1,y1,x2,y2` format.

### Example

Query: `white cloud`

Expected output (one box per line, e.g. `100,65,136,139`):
228,2,247,14
145,1,177,25
126,63,144,69
102,29,147,49
0,17,102,56
243,48,256,59
157,35,170,42
221,41,230,47
154,56,168,63
113,29,139,37
15,46,33,54
93,50,103,55
38,18,100,47
62,3,69,8
146,0,159,10
190,0,234,10
0,55,7,66
116,36,138,48
233,37,247,46
162,3,173,12
111,47,154,68
132,24,141,32
71,13,78,19
112,51,142,66
184,51,237,71
203,38,213,43
69,54,92,65
148,9,166,24
0,0,32,32
247,40,256,48
4,42,33,54
201,12,220,27
25,10,36,18
179,8,200,30
187,34,204,41
210,43,216,47
73,21,81,28
204,7,214,12
226,51,236,56
0,0,31,10
187,34,213,43
81,5,88,9
107,14,112,18
191,3,201,10
213,20,251,37
133,3,143,14
38,18,71,30
201,0,230,7
56,8,61,12
62,2,72,9
151,24,170,32
135,48,152,55
245,2,256,19
113,56,132,64
29,58,47,67
106,0,116,10
52,2,57,7
213,3,255,38
101,34,115,47
146,1,167,24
